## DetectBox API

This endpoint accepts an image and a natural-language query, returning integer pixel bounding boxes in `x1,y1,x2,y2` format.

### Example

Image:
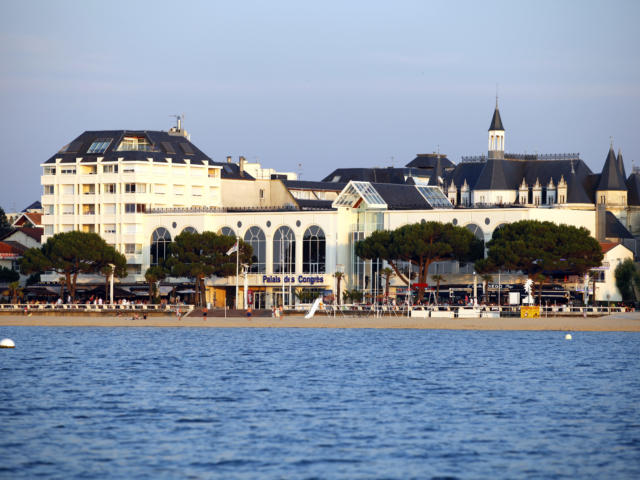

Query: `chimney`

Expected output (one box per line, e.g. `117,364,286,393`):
226,156,232,163
239,156,246,176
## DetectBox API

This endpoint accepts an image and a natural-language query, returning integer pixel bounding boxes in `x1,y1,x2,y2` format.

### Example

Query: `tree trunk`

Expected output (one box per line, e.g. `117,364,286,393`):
387,261,409,286
385,277,390,298
537,279,543,307
337,277,342,305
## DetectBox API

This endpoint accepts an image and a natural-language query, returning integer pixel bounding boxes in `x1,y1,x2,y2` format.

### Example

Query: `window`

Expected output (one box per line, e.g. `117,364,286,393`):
62,205,74,215
103,164,118,174
273,226,295,273
124,243,142,255
150,227,171,266
43,166,56,175
174,185,185,195
125,183,145,193
244,226,266,273
303,226,326,273
181,226,198,235
259,189,264,199
61,224,73,232
82,184,96,195
116,136,153,151
87,138,112,154
124,203,146,213
60,167,76,175
124,224,138,234
104,183,116,194
44,205,54,215
43,185,54,195
154,184,166,194
192,186,203,196
104,224,116,234
44,225,54,235
220,227,235,237
61,184,74,195
82,204,96,215
127,264,142,275
104,203,116,214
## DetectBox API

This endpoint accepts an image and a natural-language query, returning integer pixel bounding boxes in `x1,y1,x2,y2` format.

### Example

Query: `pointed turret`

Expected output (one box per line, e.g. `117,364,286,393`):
617,148,627,180
488,98,505,159
489,104,504,131
598,145,627,191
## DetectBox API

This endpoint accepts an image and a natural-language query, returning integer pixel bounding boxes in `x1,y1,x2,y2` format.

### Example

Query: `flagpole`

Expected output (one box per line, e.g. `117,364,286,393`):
235,236,239,309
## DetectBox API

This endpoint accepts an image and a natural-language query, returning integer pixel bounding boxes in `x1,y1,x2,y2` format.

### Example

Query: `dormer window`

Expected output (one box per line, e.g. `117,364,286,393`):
87,138,113,154
116,136,153,152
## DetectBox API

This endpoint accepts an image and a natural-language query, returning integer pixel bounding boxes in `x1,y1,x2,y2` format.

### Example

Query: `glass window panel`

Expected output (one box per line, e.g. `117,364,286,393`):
244,226,266,273
273,226,296,274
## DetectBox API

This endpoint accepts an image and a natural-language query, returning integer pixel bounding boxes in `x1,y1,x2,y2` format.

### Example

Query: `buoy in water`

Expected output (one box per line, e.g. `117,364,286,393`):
565,333,572,340
0,338,15,348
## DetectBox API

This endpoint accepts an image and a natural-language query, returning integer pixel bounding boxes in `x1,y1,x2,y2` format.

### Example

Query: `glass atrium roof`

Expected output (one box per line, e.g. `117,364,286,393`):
415,185,453,208
333,181,387,209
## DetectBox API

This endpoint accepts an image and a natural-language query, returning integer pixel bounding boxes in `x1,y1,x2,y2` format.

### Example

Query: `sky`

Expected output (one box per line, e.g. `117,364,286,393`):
1,0,639,211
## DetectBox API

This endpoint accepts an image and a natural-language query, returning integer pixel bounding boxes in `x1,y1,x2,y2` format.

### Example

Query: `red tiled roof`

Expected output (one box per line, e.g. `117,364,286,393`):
12,212,42,227
0,241,23,255
599,242,619,254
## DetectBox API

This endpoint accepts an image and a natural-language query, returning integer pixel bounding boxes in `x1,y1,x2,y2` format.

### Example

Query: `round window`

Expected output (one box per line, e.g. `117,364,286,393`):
452,218,458,225
237,221,242,228
485,217,490,225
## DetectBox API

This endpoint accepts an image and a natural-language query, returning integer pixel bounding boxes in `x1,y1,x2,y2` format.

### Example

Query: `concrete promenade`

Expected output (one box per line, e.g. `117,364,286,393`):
1,312,639,331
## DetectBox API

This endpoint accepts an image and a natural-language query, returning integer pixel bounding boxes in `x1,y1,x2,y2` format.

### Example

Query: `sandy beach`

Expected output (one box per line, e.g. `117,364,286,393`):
1,312,639,331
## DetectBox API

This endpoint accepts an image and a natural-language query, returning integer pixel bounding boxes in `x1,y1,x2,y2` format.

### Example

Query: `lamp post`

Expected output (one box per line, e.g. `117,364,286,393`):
473,270,478,307
108,263,115,305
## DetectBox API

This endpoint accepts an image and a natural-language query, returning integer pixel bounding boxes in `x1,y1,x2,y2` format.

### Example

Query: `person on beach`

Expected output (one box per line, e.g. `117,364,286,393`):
203,306,208,319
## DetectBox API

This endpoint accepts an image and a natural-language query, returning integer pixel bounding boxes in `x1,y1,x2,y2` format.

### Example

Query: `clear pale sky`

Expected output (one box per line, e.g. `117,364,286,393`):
1,0,638,211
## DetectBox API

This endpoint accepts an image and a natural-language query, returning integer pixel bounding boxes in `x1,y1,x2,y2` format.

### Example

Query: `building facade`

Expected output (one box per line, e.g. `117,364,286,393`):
39,105,638,306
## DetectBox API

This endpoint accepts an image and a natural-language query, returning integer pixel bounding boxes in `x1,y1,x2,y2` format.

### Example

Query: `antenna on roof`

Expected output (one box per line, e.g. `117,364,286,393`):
170,114,182,131
168,114,189,139
570,158,575,174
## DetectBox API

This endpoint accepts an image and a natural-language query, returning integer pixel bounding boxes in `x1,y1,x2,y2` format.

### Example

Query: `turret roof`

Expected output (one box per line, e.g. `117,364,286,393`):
489,107,504,131
597,146,627,191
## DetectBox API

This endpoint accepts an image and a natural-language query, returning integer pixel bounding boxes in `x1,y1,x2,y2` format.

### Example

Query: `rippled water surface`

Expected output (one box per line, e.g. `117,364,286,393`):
1,327,639,479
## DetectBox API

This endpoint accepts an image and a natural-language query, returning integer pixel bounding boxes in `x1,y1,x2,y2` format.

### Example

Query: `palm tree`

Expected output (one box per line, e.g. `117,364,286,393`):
334,271,344,305
480,273,493,304
145,266,167,304
380,267,395,299
8,281,23,304
431,274,444,303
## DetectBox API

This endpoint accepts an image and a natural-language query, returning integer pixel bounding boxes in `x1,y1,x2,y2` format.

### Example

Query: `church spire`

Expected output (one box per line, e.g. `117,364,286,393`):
488,98,505,159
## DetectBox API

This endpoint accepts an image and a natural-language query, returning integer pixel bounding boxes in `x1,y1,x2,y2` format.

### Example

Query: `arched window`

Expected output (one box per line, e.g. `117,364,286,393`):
150,227,171,266
465,223,484,241
244,226,266,273
181,226,197,235
303,225,325,273
273,226,295,273
220,226,235,237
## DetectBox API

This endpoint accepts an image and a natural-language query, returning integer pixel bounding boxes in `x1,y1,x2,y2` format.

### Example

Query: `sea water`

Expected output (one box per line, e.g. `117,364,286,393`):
1,327,639,479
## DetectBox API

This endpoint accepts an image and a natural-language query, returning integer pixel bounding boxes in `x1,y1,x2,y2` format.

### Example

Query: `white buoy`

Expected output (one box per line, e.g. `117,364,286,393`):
565,333,572,340
0,338,15,348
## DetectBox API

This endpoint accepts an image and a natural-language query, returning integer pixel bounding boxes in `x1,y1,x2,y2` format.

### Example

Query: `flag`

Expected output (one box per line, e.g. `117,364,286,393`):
226,241,239,256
